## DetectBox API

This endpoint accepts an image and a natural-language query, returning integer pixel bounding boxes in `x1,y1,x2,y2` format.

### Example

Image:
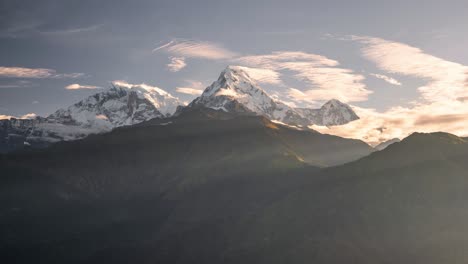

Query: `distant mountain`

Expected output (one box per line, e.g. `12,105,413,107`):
0,82,181,153
187,66,359,127
374,137,400,150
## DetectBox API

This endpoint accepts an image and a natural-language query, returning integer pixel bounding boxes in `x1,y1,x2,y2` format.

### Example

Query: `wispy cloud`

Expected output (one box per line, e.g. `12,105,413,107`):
20,113,37,119
65,83,101,90
0,80,33,88
40,24,104,35
235,51,370,103
153,39,238,60
0,112,37,120
353,35,468,102
1,21,103,38
312,101,468,146
234,66,283,85
0,114,13,120
167,57,187,72
176,80,206,95
369,73,402,86
0,66,84,79
176,87,204,95
0,67,55,78
311,36,468,144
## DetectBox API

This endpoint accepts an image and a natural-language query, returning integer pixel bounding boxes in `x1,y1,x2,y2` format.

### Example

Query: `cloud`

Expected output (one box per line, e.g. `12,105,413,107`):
65,83,101,90
59,73,85,78
311,101,468,146
0,80,33,88
112,80,177,99
0,67,55,78
20,113,37,119
0,113,37,120
176,80,205,95
234,66,283,85
176,88,203,95
167,57,187,72
0,66,84,79
236,51,339,68
95,114,108,120
308,36,468,145
40,24,104,35
0,114,14,120
153,39,238,60
369,73,402,86
235,51,370,103
353,36,468,102
0,20,102,38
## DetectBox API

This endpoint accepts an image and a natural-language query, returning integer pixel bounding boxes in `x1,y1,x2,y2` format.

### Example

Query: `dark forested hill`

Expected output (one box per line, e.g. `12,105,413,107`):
2,110,467,263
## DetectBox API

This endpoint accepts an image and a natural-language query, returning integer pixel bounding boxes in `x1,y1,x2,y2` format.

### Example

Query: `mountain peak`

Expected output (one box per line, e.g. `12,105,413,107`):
188,66,359,127
111,81,173,98
350,132,468,173
403,132,467,145
323,99,343,107
316,99,359,126
200,65,265,99
0,84,182,152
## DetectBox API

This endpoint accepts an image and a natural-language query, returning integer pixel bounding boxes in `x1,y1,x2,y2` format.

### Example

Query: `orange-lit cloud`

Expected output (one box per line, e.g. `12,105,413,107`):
369,73,402,86
0,66,84,79
167,57,187,72
65,83,101,90
236,51,370,103
176,80,205,95
354,36,468,102
153,39,237,60
0,113,37,120
233,66,283,85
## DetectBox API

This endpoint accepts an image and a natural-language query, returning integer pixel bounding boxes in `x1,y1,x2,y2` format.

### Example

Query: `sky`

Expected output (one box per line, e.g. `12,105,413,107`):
1,0,468,144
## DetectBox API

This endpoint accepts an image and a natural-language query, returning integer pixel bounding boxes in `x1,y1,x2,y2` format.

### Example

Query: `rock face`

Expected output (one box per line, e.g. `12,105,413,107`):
0,83,181,153
188,66,359,126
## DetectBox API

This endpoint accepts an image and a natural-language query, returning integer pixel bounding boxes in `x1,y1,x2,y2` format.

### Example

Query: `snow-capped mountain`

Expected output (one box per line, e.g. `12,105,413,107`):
295,99,359,126
188,66,359,127
0,66,359,153
0,82,181,152
48,82,180,129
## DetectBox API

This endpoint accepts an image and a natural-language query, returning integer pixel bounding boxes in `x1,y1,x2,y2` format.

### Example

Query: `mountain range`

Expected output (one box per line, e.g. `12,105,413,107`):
2,115,467,263
0,66,359,153
2,66,467,264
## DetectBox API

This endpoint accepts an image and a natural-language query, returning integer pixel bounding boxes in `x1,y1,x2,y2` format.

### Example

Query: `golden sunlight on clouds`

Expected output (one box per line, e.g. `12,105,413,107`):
65,84,101,90
0,66,84,79
354,36,468,102
0,113,37,120
235,51,371,103
0,67,55,78
312,36,468,144
154,39,238,60
312,101,468,145
369,73,402,86
167,57,187,72
233,66,283,85
176,80,205,95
